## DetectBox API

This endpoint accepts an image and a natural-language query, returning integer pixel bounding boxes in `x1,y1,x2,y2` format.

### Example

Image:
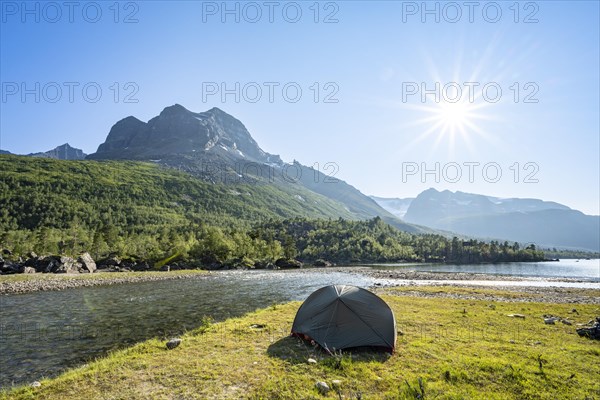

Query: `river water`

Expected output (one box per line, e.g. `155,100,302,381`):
0,269,374,387
372,259,600,280
0,260,598,388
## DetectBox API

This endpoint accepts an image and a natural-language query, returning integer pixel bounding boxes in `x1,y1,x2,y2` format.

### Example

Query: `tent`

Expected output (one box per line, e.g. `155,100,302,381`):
291,285,396,352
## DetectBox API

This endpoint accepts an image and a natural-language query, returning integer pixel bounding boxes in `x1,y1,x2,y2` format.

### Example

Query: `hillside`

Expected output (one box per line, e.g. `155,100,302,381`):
0,155,357,260
0,156,544,266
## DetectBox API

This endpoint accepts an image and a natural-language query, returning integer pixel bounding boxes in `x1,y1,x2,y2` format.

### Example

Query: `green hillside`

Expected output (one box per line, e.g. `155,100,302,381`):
0,155,351,258
0,155,544,265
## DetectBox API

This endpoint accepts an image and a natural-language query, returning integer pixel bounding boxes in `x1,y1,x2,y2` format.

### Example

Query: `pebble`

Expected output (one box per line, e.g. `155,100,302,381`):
307,358,317,364
31,381,41,388
331,379,342,390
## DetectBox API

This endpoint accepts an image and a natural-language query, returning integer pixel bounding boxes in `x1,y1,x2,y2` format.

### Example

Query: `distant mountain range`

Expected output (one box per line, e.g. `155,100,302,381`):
371,189,599,252
0,143,86,160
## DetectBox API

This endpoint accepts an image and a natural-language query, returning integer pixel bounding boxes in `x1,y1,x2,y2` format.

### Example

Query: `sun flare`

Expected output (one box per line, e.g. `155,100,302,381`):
438,101,471,131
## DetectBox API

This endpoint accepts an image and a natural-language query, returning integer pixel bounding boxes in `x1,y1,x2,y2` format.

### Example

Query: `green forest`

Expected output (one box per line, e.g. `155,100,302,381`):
0,155,545,267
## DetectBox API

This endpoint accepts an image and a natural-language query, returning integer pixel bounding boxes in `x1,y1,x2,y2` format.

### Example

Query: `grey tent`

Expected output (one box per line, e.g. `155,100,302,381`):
291,285,396,352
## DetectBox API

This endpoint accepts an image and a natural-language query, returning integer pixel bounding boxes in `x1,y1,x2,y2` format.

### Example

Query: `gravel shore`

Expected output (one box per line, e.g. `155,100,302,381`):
0,271,210,295
374,285,600,304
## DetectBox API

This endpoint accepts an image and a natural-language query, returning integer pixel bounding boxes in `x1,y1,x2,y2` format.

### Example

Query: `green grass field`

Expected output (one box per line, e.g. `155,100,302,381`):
2,287,599,399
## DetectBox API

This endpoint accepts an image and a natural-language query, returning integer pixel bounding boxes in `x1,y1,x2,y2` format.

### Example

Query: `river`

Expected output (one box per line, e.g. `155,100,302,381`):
0,260,598,388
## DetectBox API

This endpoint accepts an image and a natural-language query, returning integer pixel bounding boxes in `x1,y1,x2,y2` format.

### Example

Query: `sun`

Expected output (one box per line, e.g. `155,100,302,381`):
438,100,471,131
397,93,496,158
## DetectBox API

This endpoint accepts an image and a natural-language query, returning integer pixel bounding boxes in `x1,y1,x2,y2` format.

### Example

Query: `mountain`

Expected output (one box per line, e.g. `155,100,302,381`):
88,105,424,233
370,196,414,218
399,188,599,251
28,143,86,160
88,105,275,164
0,150,12,155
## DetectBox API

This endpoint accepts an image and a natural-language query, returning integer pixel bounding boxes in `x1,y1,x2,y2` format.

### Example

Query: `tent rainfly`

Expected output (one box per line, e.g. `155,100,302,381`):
291,285,397,353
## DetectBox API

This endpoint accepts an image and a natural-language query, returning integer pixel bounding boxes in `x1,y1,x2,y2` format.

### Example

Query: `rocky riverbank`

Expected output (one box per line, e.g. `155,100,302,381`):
0,270,209,295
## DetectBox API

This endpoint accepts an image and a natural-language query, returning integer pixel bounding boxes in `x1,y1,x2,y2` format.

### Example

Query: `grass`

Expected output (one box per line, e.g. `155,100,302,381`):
2,287,599,399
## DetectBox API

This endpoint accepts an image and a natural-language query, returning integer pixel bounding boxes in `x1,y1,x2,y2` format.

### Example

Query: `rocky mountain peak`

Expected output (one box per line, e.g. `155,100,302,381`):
28,143,86,160
87,105,276,164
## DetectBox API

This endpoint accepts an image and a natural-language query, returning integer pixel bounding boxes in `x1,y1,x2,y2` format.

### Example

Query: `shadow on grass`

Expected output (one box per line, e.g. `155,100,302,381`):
267,335,393,366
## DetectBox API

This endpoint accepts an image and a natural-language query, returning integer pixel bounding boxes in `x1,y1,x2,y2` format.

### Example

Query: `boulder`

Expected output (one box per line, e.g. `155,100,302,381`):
254,260,275,269
55,256,81,274
23,267,36,274
0,261,21,274
131,262,151,271
24,256,43,268
275,258,303,269
2,249,12,255
166,338,182,350
576,317,600,340
41,256,61,273
313,259,333,267
97,255,121,269
78,253,96,273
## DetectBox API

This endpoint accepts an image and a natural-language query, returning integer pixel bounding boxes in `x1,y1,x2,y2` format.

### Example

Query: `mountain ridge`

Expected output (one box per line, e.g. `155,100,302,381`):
372,188,599,251
28,143,87,160
0,144,86,160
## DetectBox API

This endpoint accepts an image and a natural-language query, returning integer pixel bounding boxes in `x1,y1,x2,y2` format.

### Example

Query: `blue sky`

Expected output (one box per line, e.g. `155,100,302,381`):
1,1,599,215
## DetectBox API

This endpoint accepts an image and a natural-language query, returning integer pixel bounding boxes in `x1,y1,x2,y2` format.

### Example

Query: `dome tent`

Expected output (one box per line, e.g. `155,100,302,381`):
291,285,396,353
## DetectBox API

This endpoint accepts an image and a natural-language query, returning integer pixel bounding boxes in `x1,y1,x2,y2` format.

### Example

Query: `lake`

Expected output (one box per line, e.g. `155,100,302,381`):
0,260,598,388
